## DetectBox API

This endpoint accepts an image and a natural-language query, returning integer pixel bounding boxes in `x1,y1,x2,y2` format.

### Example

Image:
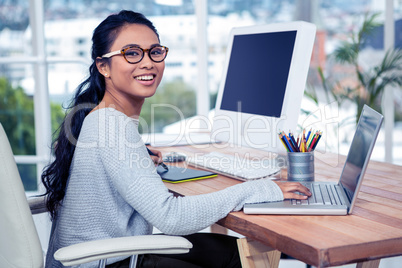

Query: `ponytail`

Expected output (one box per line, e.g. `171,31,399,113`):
41,63,104,219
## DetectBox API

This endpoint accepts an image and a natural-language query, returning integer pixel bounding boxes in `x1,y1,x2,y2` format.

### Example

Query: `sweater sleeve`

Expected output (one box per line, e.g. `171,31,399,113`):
98,109,283,235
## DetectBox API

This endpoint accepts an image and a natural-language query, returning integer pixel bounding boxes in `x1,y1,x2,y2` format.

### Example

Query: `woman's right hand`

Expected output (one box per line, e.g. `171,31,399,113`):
273,181,312,200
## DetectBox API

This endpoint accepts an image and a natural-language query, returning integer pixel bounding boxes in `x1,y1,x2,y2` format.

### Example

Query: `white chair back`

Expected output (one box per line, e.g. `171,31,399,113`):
0,123,44,268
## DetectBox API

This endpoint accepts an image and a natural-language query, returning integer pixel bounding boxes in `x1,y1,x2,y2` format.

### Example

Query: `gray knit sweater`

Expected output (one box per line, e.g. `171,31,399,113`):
45,108,283,267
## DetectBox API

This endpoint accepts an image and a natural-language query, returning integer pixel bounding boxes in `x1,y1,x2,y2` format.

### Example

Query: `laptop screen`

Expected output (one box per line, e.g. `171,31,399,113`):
339,105,383,202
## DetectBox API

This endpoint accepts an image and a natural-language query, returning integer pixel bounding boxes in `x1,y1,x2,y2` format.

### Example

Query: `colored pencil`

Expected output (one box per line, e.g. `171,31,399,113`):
279,129,323,152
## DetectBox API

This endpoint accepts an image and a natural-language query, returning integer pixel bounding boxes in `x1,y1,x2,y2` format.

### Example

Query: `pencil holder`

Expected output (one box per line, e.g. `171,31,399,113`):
287,151,314,182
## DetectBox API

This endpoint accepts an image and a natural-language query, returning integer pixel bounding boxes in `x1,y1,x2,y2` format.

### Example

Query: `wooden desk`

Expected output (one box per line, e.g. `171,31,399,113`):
156,145,402,268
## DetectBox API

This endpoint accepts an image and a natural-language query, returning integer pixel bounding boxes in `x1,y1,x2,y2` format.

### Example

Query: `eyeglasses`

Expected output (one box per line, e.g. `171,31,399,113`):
101,45,169,64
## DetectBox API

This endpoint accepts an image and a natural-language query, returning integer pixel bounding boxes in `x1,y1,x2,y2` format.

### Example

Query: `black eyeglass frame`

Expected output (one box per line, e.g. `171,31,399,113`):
101,45,169,64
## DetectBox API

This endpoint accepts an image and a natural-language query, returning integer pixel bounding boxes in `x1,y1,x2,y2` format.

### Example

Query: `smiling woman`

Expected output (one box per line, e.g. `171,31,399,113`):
93,23,166,118
40,10,310,268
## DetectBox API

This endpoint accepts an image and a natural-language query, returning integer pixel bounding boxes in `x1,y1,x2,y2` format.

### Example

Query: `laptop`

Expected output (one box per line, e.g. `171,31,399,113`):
243,105,384,215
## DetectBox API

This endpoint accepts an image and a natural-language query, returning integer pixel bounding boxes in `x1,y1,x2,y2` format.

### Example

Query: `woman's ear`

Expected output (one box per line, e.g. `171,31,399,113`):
96,58,110,78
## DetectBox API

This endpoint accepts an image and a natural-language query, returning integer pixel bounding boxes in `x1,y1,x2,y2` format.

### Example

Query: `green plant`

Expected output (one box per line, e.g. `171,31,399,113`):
140,79,197,133
311,13,402,124
0,76,65,190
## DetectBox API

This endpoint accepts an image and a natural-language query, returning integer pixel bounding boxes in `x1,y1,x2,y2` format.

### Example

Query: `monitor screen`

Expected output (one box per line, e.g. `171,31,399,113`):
212,22,316,153
220,31,297,118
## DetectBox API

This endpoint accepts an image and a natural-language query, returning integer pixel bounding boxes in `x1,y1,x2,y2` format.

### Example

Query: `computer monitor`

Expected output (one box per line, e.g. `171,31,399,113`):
211,21,316,154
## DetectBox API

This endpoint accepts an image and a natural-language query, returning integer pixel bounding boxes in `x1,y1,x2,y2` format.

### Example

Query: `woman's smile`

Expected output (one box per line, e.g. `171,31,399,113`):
135,74,156,86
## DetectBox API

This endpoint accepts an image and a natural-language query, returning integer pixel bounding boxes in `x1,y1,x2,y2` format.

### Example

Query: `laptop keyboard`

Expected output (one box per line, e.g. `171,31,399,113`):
291,183,345,206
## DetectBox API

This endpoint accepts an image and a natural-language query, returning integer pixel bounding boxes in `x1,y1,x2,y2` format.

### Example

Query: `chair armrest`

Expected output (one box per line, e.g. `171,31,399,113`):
54,235,192,266
27,196,48,214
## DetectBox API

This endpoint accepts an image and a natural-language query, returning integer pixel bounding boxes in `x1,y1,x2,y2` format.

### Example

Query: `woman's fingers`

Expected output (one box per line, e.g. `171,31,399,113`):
274,181,312,200
148,149,163,165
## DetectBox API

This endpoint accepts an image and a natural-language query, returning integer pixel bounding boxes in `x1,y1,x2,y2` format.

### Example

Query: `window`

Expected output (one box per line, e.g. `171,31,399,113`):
0,0,400,194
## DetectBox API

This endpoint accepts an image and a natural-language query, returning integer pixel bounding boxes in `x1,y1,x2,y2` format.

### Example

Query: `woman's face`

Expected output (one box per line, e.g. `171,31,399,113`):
102,24,165,106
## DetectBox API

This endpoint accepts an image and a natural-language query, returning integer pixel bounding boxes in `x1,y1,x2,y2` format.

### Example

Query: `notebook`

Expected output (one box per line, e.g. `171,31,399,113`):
157,165,217,183
243,105,384,215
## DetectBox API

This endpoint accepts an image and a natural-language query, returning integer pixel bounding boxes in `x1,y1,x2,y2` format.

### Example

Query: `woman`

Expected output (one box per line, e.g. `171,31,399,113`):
42,10,310,268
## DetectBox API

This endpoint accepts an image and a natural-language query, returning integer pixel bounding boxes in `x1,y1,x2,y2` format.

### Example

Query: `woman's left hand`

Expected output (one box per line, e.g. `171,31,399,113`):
273,181,312,200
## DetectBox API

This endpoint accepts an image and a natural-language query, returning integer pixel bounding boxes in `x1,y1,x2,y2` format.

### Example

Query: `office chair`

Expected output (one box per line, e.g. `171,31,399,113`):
0,123,192,268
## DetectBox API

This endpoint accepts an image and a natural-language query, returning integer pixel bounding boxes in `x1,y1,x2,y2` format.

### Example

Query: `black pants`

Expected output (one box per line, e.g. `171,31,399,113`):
106,233,241,268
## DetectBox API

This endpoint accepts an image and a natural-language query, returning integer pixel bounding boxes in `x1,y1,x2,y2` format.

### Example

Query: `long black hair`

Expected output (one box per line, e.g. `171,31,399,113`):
41,10,159,220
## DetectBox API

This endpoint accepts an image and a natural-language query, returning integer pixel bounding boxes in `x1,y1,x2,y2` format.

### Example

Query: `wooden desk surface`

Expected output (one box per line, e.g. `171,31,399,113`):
156,145,402,268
